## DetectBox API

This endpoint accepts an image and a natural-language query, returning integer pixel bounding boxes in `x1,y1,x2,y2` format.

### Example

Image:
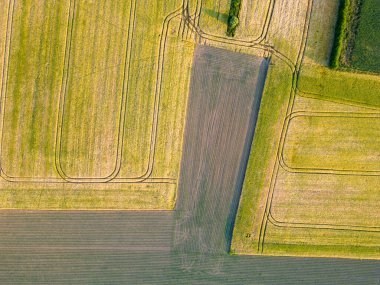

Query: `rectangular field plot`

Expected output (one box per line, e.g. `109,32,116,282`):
271,169,380,229
264,224,380,259
176,45,268,254
58,0,131,179
116,0,182,179
0,0,191,209
282,113,380,173
1,0,69,178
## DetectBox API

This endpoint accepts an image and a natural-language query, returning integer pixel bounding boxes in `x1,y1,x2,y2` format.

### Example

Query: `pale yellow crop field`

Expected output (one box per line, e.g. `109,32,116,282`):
282,113,380,172
0,0,194,209
231,0,380,259
0,0,379,259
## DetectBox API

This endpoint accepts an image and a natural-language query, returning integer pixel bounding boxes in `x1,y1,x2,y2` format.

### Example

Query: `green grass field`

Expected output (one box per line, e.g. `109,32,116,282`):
282,113,380,171
351,0,380,73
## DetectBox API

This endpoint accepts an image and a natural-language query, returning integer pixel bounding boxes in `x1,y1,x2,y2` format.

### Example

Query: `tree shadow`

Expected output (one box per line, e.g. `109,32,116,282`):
203,8,229,24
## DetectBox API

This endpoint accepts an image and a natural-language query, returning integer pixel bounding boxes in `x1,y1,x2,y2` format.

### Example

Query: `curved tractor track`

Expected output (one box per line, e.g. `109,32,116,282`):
0,0,181,185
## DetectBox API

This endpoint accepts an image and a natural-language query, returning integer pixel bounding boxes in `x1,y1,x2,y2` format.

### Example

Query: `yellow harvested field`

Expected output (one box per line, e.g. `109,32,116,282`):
0,0,193,209
196,0,272,40
282,113,380,173
271,169,380,229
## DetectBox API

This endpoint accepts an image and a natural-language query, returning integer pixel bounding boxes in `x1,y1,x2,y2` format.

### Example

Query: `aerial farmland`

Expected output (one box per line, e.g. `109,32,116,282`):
0,0,379,283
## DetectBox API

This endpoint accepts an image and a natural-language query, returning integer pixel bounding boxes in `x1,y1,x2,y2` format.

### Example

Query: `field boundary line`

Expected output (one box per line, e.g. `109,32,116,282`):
0,1,79,183
0,0,19,182
187,0,274,44
183,5,296,72
184,20,295,70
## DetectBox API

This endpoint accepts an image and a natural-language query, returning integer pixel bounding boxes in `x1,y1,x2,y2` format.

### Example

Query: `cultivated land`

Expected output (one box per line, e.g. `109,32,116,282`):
0,0,194,209
0,0,378,276
232,0,380,259
175,45,268,255
351,0,380,73
2,212,379,284
197,0,272,40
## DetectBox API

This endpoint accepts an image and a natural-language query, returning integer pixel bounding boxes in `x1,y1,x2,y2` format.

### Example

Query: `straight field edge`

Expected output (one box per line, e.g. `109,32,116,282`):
232,243,380,260
0,183,177,210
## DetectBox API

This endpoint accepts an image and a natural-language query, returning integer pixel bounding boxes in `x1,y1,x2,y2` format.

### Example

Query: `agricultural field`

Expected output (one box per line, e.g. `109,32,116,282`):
195,0,273,40
0,0,194,209
0,0,379,273
231,0,380,259
351,0,380,73
175,45,268,255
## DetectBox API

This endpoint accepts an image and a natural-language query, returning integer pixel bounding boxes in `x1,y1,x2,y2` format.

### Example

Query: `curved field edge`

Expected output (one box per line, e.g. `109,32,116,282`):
0,0,9,99
281,114,380,172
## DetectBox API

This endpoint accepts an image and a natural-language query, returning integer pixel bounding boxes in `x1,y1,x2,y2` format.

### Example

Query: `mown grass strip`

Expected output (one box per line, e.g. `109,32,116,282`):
227,0,241,36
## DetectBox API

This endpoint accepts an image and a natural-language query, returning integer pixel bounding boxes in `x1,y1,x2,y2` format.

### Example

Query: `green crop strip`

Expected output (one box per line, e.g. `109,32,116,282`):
227,0,241,37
